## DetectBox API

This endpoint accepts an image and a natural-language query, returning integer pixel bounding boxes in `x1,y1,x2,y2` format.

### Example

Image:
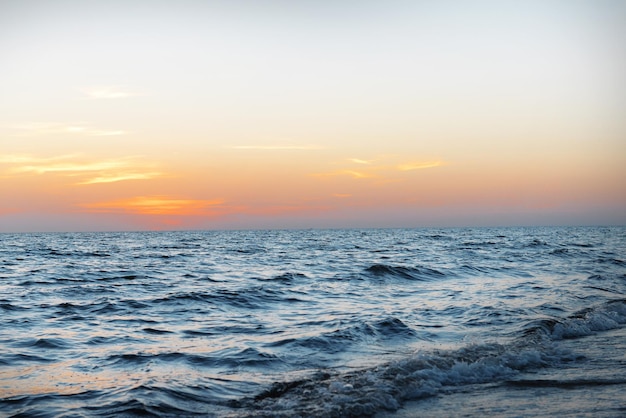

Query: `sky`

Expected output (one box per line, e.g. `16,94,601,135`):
1,0,625,232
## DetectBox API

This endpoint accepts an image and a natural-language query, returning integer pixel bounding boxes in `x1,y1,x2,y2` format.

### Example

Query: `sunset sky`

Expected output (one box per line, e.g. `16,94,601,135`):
1,0,625,232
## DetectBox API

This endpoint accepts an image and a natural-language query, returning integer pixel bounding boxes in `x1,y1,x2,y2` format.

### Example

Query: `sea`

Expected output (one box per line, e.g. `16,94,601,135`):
0,227,625,417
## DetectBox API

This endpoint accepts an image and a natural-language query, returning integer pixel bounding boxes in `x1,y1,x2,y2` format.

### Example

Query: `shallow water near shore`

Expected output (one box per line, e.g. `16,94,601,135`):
1,227,625,416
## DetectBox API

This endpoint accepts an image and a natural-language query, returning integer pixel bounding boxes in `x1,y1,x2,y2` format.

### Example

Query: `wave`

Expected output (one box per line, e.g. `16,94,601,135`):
18,278,57,286
364,262,538,282
363,263,534,281
235,245,267,254
0,302,28,311
43,248,112,258
103,347,284,370
39,388,211,418
524,299,626,340
232,343,568,416
526,238,550,247
371,317,418,338
595,257,625,266
457,264,534,278
364,264,446,281
266,317,419,357
182,323,267,338
63,381,257,418
13,338,71,350
257,272,309,284
232,300,626,417
86,335,145,346
142,327,173,335
95,273,152,282
150,287,308,310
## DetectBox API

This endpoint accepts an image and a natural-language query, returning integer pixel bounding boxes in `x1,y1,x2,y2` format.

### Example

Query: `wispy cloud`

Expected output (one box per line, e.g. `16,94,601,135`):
0,154,79,164
228,145,325,150
82,196,225,216
313,156,446,182
9,122,127,137
348,158,373,165
76,172,163,185
92,130,126,136
397,161,444,171
343,170,375,179
82,86,137,99
313,170,376,179
11,160,127,175
1,154,162,184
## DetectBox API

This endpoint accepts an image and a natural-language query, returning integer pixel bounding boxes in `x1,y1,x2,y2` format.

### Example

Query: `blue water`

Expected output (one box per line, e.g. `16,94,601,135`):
1,227,625,417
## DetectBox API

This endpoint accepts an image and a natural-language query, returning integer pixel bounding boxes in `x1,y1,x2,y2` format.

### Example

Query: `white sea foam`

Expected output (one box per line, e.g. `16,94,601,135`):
551,301,626,339
239,300,626,417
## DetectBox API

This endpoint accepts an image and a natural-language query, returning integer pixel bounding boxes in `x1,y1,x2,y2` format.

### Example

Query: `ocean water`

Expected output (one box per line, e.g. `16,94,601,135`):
0,227,625,417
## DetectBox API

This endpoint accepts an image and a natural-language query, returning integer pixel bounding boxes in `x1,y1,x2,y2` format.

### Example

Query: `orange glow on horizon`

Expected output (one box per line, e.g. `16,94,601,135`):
82,196,226,216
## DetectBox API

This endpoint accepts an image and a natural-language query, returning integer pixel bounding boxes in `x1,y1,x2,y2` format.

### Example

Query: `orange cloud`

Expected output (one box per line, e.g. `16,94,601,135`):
81,196,225,216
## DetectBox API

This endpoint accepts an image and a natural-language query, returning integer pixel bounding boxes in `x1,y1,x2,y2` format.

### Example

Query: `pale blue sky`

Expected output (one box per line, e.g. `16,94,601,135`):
1,0,625,231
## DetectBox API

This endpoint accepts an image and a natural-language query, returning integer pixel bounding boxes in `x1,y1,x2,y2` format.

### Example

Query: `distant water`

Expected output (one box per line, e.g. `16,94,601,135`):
1,227,625,417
